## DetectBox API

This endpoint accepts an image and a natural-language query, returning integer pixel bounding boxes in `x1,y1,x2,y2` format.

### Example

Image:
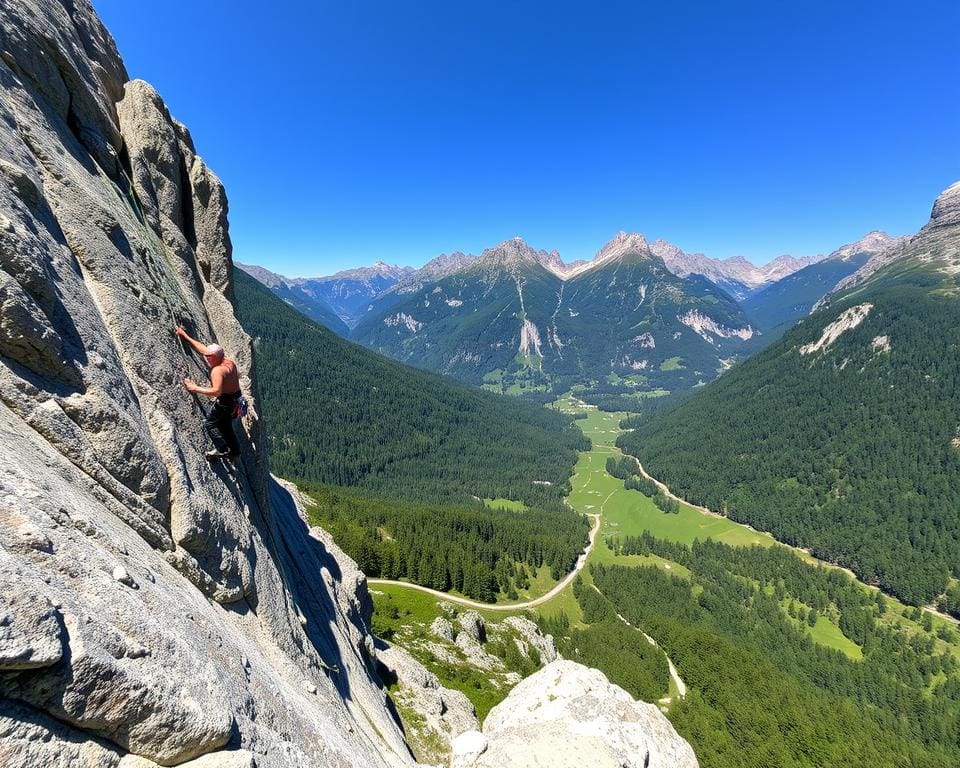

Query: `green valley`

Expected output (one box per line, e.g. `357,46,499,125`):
372,392,960,767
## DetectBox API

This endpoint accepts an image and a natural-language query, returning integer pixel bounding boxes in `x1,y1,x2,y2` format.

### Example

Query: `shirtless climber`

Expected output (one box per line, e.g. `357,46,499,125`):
175,326,243,461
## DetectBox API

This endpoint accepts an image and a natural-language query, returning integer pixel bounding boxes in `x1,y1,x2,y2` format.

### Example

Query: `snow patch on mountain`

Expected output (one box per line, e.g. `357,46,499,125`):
384,313,423,333
678,310,754,344
446,298,463,307
799,304,873,355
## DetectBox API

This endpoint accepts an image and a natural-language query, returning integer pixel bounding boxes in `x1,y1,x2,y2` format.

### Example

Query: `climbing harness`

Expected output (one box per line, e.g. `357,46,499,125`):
233,394,249,420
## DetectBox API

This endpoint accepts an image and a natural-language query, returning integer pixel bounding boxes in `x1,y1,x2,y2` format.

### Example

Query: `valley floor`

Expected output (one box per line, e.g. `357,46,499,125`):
365,391,960,768
371,390,960,703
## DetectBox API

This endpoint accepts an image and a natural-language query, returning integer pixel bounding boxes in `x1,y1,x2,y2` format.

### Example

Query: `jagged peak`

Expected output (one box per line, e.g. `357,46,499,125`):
313,261,413,283
650,238,703,263
236,262,290,288
826,230,903,262
597,231,650,259
927,179,960,230
473,237,559,275
561,232,651,279
390,250,479,293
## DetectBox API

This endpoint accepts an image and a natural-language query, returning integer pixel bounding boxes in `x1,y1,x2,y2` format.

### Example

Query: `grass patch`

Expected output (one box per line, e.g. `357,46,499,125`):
627,388,671,399
779,598,863,660
483,497,528,512
660,356,685,371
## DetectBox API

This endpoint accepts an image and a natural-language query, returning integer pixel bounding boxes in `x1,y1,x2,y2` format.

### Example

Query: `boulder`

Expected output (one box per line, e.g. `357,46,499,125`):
499,616,557,664
429,616,455,642
451,660,698,768
456,612,485,643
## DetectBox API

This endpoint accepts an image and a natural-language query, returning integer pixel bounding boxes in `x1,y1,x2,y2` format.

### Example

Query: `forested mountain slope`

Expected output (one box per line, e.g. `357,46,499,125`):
619,181,960,606
235,268,587,506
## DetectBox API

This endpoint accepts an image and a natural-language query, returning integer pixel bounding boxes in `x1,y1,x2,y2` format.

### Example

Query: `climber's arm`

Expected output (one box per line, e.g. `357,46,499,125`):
175,326,209,356
184,367,224,397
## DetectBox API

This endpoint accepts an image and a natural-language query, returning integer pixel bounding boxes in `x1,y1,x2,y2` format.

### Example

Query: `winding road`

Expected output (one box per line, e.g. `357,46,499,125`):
368,512,601,612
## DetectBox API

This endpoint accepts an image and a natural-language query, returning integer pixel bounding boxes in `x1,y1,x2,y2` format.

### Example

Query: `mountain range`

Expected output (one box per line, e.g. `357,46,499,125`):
241,230,901,402
740,231,905,337
650,240,825,300
239,235,853,329
352,233,758,399
235,260,414,330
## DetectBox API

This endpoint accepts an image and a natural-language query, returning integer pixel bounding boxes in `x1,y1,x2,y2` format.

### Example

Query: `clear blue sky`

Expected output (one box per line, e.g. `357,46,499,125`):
95,0,959,276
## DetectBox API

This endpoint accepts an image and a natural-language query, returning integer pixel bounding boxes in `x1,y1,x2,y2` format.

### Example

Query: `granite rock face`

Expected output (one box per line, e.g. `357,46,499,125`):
451,660,698,768
0,1,411,766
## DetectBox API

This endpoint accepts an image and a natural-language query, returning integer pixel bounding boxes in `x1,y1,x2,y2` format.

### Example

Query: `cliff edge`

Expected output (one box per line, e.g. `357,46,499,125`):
0,1,411,765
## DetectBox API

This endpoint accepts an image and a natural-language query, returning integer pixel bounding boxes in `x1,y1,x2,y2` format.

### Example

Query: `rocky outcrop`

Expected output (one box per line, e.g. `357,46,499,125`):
927,180,960,231
822,181,960,303
0,1,410,766
500,616,557,665
451,660,698,768
376,642,479,765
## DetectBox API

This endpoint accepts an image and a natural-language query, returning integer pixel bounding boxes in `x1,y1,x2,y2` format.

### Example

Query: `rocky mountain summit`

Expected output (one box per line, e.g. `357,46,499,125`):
0,2,697,767
651,239,825,299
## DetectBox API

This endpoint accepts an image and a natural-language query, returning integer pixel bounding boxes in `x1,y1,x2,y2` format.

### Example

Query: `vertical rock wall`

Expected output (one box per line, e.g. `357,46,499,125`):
0,2,413,765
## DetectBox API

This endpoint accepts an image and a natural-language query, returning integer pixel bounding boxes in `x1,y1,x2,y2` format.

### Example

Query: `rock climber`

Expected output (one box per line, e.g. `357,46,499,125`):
175,326,243,461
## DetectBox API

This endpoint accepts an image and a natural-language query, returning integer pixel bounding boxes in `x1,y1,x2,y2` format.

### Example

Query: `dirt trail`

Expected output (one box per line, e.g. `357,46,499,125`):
369,512,600,612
